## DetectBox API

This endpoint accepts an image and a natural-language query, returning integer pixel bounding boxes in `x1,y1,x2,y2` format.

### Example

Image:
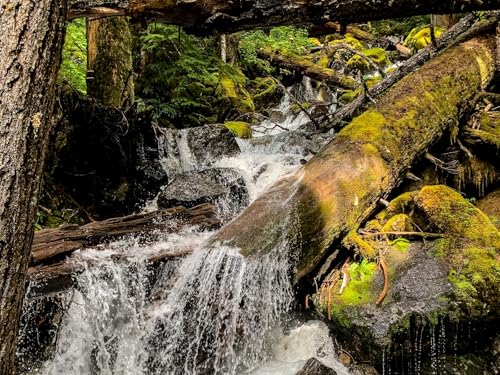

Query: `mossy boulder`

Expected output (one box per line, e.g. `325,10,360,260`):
224,121,252,139
313,185,500,369
404,26,445,51
346,48,391,73
219,74,255,114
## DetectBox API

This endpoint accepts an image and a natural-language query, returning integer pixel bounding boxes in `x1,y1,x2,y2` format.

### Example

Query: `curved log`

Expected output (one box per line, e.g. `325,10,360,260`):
68,0,500,34
210,37,496,283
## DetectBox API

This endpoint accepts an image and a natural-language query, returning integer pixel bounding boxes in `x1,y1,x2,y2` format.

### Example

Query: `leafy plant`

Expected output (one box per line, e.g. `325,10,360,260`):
59,18,87,93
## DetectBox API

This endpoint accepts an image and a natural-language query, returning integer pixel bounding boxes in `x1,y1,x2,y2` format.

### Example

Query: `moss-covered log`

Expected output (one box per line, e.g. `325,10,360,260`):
87,16,133,107
211,37,496,283
462,111,500,159
257,48,358,90
68,0,500,34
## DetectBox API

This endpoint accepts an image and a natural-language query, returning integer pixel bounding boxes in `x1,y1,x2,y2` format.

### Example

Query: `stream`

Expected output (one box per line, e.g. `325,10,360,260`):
19,80,350,375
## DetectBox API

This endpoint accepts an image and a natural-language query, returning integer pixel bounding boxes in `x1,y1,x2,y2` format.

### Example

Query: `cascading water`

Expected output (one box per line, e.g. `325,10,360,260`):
21,78,348,375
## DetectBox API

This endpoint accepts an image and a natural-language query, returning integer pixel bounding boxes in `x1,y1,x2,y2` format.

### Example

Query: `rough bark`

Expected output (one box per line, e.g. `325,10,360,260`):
211,37,496,283
257,48,358,90
68,0,500,34
87,16,133,107
0,0,68,371
27,203,218,297
31,203,219,265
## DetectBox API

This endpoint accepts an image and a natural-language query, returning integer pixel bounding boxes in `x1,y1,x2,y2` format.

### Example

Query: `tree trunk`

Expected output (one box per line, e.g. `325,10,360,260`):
0,0,68,371
68,0,500,34
211,37,496,283
87,16,133,107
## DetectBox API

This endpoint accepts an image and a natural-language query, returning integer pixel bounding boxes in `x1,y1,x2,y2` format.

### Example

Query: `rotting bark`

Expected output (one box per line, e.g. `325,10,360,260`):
27,203,219,297
462,111,500,159
0,0,68,371
321,12,499,130
211,37,496,283
31,203,219,265
87,16,134,107
68,0,500,34
257,48,358,90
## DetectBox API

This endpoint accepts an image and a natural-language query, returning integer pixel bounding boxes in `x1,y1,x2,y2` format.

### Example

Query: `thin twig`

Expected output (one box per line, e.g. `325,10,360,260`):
376,254,388,305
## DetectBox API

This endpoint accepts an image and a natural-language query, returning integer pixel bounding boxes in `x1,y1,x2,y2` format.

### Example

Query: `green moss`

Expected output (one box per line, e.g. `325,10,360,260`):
328,34,365,50
347,48,390,73
290,101,311,114
224,121,252,139
416,185,500,246
365,74,382,88
220,75,255,114
404,26,445,51
339,88,363,103
339,260,378,305
390,238,410,253
382,214,413,232
385,191,417,217
342,230,376,259
253,77,277,101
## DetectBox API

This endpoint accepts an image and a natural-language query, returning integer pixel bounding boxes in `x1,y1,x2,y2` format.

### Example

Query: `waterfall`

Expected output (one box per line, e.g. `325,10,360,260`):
22,79,345,375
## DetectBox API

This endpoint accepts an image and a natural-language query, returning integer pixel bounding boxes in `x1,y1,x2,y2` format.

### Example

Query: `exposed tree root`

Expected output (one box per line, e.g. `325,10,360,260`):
376,254,389,305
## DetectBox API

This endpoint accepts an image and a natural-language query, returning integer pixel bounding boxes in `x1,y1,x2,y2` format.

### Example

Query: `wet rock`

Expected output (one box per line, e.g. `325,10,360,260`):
157,124,241,177
349,363,379,375
313,185,500,371
157,168,249,217
296,358,337,375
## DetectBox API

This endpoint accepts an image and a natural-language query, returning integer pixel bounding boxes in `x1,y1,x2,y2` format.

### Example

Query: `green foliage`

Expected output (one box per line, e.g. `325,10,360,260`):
239,26,313,77
59,18,87,94
368,15,430,37
138,24,223,128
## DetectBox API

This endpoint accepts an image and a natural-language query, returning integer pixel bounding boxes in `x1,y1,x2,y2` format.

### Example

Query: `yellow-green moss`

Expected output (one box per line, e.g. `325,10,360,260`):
253,77,277,101
347,48,390,72
382,214,414,232
224,121,252,139
342,230,376,259
415,185,500,246
328,33,365,50
338,88,362,104
220,76,255,114
290,101,311,114
365,74,382,88
404,26,445,51
339,260,378,305
390,238,411,253
385,191,417,217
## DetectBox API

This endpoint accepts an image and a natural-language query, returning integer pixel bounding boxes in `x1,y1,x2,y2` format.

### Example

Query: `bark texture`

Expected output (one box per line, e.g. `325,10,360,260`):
0,0,68,371
31,203,219,265
68,0,500,34
211,37,496,283
87,16,133,107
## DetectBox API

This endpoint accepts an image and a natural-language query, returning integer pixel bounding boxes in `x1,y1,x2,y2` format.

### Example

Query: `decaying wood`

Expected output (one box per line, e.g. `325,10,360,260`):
67,0,500,34
31,203,219,265
309,22,375,40
257,48,358,90
462,111,500,159
27,204,218,298
210,37,496,284
322,13,498,131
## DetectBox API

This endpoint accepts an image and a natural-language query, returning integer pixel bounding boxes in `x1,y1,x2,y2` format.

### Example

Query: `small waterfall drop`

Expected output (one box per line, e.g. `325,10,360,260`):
25,78,346,375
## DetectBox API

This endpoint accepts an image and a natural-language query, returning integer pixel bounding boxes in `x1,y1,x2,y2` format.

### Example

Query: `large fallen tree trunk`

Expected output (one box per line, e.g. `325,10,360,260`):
211,37,496,283
28,203,219,297
68,0,500,34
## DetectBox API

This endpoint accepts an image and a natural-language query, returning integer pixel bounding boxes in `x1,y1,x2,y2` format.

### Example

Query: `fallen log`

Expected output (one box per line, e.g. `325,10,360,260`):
31,203,220,265
27,203,218,297
257,48,358,90
211,36,496,283
67,0,500,34
322,12,499,130
462,111,500,158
